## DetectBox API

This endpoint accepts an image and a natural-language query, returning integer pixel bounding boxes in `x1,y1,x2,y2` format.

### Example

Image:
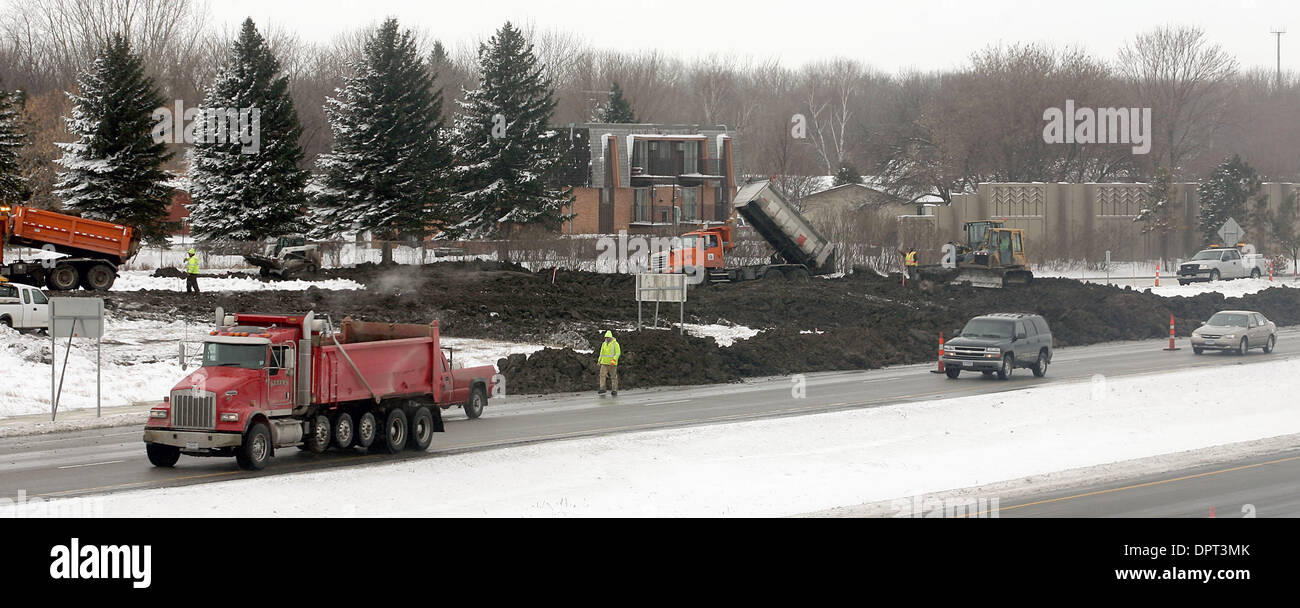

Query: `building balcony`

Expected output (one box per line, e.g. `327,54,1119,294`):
630,158,727,185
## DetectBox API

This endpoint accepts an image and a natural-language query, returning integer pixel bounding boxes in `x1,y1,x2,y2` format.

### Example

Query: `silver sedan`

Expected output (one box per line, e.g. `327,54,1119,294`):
1191,310,1277,355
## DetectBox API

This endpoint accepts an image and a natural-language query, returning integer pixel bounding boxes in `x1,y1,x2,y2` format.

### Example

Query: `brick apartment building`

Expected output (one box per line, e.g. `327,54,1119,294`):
555,123,738,235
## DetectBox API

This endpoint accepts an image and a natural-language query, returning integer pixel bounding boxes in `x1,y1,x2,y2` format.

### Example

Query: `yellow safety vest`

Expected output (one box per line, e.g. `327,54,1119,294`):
598,339,621,366
905,251,917,267
186,254,201,275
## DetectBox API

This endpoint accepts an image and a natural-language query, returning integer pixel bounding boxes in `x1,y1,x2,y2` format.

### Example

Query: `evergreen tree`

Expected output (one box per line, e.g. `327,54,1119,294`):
600,82,637,123
832,162,864,186
1196,155,1262,245
188,18,310,242
0,81,28,205
448,22,572,257
1134,166,1183,263
54,34,173,242
311,18,451,259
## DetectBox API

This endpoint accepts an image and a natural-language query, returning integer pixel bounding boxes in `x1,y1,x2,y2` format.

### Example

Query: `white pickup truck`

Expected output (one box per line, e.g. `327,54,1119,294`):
0,280,50,330
1177,248,1263,284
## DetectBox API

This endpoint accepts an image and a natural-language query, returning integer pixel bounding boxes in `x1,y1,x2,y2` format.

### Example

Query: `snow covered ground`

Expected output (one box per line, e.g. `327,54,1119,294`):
44,355,1300,517
1146,277,1300,298
0,317,552,419
109,270,364,292
681,323,761,346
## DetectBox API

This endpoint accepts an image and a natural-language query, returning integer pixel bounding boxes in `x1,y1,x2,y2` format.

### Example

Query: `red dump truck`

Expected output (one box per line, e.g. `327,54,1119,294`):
0,205,138,290
144,310,496,470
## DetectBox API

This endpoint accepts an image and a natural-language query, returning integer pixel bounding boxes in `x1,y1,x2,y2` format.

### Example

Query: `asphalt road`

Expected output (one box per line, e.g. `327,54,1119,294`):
3,328,1299,501
993,445,1300,517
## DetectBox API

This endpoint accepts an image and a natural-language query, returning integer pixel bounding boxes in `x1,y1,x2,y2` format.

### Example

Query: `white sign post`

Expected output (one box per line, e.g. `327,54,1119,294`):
636,273,687,334
49,297,104,420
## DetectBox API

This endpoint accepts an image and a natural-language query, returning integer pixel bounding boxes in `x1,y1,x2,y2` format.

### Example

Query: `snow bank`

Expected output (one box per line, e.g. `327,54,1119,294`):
57,356,1300,517
0,317,191,418
681,323,760,346
1146,277,1300,299
110,271,363,292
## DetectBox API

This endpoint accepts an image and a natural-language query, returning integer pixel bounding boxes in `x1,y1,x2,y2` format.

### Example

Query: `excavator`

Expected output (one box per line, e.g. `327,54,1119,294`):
915,220,1033,288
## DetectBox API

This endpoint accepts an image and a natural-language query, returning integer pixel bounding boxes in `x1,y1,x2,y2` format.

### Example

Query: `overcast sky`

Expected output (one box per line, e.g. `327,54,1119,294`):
210,0,1299,73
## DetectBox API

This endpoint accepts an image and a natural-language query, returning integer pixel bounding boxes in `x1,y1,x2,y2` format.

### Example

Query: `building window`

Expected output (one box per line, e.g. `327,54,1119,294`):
681,187,698,221
634,188,649,222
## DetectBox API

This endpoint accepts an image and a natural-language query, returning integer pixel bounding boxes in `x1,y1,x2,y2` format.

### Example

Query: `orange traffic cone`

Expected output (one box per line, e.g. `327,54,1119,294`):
930,333,946,373
1163,314,1180,351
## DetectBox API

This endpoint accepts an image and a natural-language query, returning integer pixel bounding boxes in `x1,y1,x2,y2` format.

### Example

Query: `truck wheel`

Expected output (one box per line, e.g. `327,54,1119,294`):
236,423,272,470
355,411,377,449
146,443,181,467
786,268,811,282
0,316,10,329
763,270,786,281
1032,350,1048,377
1209,270,1220,281
464,386,486,419
408,407,434,452
1251,268,1262,279
1178,280,1189,285
1193,347,1204,355
332,412,355,448
1264,335,1275,354
303,414,331,453
945,367,960,379
48,264,79,291
380,408,408,454
997,354,1013,380
80,264,116,290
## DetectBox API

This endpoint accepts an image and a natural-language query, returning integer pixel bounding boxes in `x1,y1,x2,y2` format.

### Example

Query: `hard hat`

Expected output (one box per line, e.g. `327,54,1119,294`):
188,248,196,254
604,331,613,338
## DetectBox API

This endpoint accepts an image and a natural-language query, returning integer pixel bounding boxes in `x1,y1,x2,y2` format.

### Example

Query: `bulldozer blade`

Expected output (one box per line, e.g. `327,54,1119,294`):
950,270,1008,289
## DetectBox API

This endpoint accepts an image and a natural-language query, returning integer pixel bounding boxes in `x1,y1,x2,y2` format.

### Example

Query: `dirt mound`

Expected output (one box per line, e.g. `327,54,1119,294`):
87,262,1300,395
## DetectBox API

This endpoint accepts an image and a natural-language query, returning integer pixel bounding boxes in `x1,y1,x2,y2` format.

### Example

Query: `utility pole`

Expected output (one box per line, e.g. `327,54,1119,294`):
1271,27,1287,89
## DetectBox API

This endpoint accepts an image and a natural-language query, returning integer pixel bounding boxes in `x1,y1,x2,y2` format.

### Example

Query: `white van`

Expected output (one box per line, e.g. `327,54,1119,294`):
0,281,51,330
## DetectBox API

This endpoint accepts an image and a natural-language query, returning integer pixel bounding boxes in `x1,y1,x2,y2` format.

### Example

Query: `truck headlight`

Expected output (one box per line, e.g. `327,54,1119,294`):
149,409,168,419
220,413,239,422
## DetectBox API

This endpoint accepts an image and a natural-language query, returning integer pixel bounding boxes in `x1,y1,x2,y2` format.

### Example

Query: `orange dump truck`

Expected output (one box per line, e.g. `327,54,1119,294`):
0,205,138,290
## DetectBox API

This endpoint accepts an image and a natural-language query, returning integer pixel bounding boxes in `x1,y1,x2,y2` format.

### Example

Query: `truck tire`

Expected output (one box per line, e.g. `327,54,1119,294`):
763,269,786,281
302,414,331,453
408,407,434,452
1032,350,1049,377
0,316,10,328
996,354,1013,380
48,264,79,291
1209,269,1220,281
1251,268,1262,279
380,408,407,454
80,264,116,290
945,367,960,379
355,411,377,449
146,443,181,467
786,267,811,282
332,412,355,449
464,386,486,419
236,423,272,470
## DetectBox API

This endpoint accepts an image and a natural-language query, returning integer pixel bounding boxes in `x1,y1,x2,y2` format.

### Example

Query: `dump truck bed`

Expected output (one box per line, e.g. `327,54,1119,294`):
2,206,136,264
733,180,836,274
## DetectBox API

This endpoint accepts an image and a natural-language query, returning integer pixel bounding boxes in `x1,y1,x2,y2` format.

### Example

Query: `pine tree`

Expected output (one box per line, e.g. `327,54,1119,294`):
0,81,28,205
1196,155,1262,245
832,162,863,186
447,22,572,258
54,34,174,242
600,82,637,123
312,18,451,259
1134,166,1183,263
187,18,310,242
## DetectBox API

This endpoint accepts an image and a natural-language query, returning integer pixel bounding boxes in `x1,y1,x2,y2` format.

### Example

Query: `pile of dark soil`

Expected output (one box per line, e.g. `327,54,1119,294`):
81,262,1300,394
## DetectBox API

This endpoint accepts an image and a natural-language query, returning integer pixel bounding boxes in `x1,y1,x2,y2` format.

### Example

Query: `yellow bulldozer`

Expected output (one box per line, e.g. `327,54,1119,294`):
915,220,1033,288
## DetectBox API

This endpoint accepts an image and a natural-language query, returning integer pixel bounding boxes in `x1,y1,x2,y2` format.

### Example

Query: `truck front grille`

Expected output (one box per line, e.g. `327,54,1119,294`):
649,253,668,273
950,346,990,359
171,391,216,430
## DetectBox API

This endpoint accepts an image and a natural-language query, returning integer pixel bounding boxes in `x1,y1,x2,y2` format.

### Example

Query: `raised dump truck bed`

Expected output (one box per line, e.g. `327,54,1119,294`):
0,205,138,291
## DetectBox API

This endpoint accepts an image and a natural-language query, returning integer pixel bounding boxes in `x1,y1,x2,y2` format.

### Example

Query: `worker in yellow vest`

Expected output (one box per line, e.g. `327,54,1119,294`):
597,330,621,396
185,248,201,294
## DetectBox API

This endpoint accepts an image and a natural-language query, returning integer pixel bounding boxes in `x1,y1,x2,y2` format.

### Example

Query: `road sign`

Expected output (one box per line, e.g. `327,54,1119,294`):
1217,217,1243,245
636,273,686,333
49,297,104,420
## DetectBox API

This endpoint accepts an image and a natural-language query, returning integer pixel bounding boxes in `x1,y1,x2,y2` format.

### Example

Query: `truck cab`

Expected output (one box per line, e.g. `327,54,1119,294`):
0,280,51,330
1178,247,1250,283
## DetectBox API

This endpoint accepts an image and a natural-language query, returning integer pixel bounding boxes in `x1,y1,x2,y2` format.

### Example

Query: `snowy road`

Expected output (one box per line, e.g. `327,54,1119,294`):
3,328,1300,513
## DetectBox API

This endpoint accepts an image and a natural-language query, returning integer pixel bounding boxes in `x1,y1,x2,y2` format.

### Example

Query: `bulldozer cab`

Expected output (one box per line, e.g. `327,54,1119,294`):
971,227,1026,268
964,221,1003,250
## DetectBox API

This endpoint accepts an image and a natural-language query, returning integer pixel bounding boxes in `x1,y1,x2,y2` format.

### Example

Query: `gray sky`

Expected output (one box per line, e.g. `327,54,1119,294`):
211,0,1299,73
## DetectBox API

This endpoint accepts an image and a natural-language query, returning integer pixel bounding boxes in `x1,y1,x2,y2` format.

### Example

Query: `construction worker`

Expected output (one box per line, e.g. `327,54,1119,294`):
184,248,201,294
597,330,621,396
